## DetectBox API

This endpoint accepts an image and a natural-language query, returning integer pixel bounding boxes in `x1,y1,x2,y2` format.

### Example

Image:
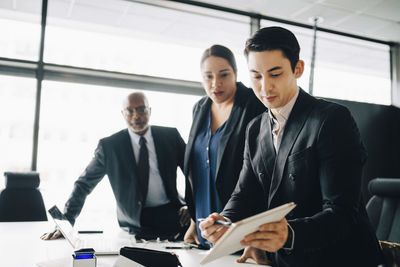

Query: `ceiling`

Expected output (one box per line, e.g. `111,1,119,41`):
0,0,398,44
198,0,400,44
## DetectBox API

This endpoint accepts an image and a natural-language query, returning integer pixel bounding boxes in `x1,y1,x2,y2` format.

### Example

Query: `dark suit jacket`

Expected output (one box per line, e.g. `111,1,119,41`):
64,125,185,234
184,82,266,218
222,89,383,267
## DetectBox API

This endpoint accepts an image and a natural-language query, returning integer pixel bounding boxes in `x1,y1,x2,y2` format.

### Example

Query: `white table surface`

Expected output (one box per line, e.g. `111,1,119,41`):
0,221,261,267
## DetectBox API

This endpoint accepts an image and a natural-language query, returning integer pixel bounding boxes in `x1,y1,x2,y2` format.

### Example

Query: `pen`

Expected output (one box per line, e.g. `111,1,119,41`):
197,218,232,226
78,230,103,234
187,243,209,250
165,243,209,250
165,246,190,249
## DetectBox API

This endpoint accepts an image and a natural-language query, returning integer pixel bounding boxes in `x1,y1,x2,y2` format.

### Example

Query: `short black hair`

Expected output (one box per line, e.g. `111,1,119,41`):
201,44,237,73
244,26,300,72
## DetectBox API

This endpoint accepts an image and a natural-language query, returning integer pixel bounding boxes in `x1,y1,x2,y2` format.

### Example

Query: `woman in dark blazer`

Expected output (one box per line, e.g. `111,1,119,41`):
183,45,265,247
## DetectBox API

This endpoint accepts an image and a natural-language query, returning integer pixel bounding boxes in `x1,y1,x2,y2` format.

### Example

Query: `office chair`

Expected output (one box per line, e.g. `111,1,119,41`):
366,177,400,243
0,172,47,222
366,178,400,266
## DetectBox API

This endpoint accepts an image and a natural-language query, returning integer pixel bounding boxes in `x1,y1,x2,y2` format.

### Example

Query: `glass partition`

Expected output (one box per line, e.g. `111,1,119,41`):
38,80,200,228
261,20,391,105
45,0,251,84
0,1,41,60
0,75,36,188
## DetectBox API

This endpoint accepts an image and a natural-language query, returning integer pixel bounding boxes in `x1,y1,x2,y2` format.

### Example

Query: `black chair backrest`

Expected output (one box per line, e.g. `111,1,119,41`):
366,178,400,243
0,172,47,222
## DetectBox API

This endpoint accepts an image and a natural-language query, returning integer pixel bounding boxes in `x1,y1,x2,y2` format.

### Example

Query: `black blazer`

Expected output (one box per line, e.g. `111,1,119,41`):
184,82,266,218
222,89,383,267
64,126,185,233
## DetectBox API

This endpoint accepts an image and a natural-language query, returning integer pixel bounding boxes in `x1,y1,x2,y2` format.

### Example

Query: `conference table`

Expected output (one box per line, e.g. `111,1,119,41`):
0,221,262,267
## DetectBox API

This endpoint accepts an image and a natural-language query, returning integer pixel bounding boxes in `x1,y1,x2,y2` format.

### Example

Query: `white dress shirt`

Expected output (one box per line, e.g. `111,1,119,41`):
267,87,299,250
128,127,170,208
268,88,299,152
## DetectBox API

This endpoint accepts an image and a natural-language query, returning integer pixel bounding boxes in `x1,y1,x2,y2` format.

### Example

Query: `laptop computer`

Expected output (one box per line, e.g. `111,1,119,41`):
48,205,133,255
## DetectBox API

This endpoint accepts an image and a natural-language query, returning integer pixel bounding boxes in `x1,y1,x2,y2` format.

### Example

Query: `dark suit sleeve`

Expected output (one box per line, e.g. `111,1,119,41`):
64,141,107,224
174,128,186,206
221,124,267,222
175,129,186,174
185,187,194,219
289,105,367,252
185,101,201,219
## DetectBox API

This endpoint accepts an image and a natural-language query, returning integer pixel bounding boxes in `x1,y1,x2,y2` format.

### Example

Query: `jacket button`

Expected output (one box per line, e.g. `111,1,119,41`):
289,174,295,181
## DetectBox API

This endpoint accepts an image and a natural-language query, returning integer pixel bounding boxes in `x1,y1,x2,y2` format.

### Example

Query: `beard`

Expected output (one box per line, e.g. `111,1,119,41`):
129,121,149,133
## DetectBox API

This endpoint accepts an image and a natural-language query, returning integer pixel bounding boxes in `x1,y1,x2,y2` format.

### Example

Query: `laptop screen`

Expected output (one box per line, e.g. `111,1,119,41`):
48,205,79,248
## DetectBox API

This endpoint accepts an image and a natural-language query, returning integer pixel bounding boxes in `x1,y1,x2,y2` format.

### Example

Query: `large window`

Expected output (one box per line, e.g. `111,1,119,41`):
37,81,200,228
45,0,251,84
0,75,36,189
312,32,390,105
261,20,391,105
0,0,394,228
0,2,41,60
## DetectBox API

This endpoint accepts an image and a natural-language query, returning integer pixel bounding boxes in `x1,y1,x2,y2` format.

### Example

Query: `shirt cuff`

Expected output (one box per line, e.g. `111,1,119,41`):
223,216,232,223
283,222,295,250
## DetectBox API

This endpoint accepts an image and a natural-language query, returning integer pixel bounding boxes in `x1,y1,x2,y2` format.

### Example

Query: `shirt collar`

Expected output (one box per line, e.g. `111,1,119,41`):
128,126,151,145
268,87,299,124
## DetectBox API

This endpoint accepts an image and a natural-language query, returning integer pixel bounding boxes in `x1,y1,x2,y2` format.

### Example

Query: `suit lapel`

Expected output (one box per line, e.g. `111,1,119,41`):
151,126,167,186
215,104,240,180
121,129,138,176
119,129,140,205
268,90,314,206
184,98,210,176
259,112,276,179
215,84,246,182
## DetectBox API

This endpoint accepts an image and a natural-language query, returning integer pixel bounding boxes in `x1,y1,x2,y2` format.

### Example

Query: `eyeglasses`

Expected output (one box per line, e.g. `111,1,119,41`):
122,106,149,116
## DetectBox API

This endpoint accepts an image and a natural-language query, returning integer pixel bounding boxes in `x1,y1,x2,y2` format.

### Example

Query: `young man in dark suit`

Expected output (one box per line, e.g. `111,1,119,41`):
199,27,383,266
42,92,189,240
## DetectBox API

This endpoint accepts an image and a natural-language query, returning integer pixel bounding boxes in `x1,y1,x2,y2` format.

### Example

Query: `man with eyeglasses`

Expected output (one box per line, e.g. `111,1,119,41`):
41,92,190,241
